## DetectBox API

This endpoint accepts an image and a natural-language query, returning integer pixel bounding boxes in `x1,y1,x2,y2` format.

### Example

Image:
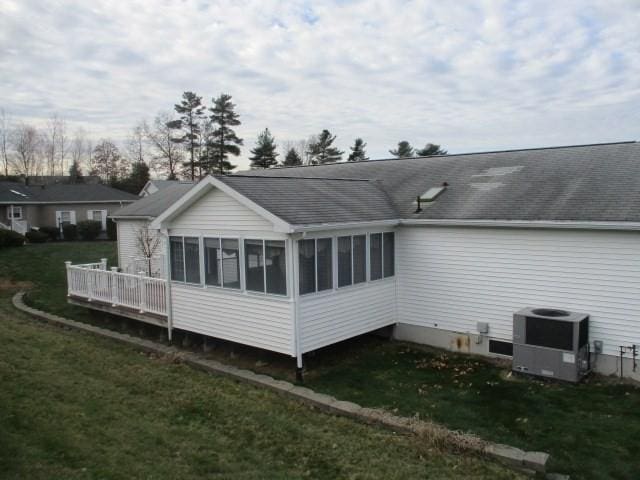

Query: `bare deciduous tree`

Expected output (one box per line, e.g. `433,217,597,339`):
144,112,184,179
0,109,10,177
11,123,42,177
136,224,161,277
126,121,147,165
282,136,316,165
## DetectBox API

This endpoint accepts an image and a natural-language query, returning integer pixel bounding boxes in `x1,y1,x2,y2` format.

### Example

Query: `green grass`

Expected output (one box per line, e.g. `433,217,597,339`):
0,291,519,479
2,242,639,479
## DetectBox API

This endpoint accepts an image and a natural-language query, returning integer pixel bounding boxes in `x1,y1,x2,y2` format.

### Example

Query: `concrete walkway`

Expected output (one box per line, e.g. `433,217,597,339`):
12,291,551,476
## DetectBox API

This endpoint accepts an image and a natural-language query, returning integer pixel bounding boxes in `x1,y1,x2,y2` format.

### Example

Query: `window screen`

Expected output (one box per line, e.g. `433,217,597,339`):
204,238,221,286
184,237,201,284
370,233,382,280
265,240,286,295
245,239,265,292
353,235,367,284
299,239,316,295
383,232,395,277
221,239,240,289
338,236,352,287
169,236,185,282
316,238,333,291
525,317,574,351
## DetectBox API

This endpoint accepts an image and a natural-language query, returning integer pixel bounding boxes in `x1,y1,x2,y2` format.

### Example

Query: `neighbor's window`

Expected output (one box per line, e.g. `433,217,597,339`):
204,237,221,286
7,206,22,220
169,236,185,282
338,234,367,287
370,233,383,280
221,239,240,289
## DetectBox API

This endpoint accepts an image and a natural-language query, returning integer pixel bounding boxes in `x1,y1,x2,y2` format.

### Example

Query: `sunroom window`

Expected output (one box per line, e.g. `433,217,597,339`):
338,234,367,288
298,238,332,294
245,239,287,295
370,232,394,280
169,236,185,282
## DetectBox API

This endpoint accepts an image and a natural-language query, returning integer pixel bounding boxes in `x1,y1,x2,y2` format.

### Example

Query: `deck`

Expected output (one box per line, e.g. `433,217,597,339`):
66,260,168,326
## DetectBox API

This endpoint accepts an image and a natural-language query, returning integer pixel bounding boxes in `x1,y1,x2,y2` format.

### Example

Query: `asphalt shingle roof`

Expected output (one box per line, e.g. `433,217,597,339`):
217,176,398,225
0,182,138,204
239,142,640,223
112,182,195,218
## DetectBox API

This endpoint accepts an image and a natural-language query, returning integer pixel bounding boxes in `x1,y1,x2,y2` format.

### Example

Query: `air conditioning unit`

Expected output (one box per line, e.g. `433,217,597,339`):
512,307,590,382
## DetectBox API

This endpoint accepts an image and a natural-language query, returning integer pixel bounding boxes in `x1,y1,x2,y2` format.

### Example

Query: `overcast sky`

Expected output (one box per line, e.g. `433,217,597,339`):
1,0,639,170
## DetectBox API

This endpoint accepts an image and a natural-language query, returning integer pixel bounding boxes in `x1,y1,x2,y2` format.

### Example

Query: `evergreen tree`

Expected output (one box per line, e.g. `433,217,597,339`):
203,93,242,175
111,161,150,194
68,160,82,183
282,148,303,167
249,128,279,169
347,138,369,162
389,140,414,158
166,91,205,181
308,129,343,164
416,143,447,156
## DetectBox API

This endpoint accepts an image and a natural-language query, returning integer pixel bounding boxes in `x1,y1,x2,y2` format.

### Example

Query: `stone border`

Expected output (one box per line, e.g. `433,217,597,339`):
12,292,550,475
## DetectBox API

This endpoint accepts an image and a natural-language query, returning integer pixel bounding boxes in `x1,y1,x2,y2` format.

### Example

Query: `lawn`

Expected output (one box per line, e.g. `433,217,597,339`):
2,242,640,479
0,290,520,479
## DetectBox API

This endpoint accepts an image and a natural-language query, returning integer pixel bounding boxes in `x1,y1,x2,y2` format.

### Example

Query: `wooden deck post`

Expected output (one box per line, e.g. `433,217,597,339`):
65,261,72,297
87,269,93,302
138,271,146,313
110,267,119,306
100,258,108,270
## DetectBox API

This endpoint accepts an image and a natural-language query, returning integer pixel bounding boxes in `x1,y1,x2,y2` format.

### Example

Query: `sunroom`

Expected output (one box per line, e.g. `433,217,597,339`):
152,175,400,370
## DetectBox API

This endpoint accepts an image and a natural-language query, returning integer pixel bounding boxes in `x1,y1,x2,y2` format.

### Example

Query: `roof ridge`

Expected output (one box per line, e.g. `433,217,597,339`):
241,140,638,170
223,174,375,182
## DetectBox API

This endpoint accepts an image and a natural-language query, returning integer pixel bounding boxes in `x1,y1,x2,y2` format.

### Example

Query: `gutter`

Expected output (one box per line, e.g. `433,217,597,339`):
289,219,400,233
109,215,155,221
399,219,640,231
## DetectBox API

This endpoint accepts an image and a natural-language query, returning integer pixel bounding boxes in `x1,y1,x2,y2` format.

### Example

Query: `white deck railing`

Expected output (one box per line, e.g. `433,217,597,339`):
66,260,167,316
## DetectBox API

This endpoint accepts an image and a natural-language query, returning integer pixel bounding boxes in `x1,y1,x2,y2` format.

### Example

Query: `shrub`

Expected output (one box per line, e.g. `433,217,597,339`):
38,226,60,241
77,220,101,241
25,230,49,243
106,218,117,241
0,229,25,248
62,224,78,241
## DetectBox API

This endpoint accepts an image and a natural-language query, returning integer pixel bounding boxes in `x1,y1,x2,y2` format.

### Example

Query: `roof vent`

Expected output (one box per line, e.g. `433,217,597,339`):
415,182,447,212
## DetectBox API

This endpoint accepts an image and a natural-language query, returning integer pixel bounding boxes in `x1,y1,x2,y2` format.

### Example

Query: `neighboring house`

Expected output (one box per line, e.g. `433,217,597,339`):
110,181,194,275
0,181,138,235
68,141,640,379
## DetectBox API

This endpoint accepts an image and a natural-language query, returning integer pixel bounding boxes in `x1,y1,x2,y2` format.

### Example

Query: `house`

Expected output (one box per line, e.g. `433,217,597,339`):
0,180,138,235
66,141,640,379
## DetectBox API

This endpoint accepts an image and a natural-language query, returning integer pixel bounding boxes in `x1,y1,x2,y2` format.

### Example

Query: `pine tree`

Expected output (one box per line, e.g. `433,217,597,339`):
416,143,447,156
205,93,242,175
389,140,414,158
166,91,205,181
282,148,303,167
347,138,369,162
68,160,82,183
249,128,279,169
308,129,343,164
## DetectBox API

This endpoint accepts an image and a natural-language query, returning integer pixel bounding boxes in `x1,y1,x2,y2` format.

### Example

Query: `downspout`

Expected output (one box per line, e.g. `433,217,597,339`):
161,228,173,342
289,235,303,382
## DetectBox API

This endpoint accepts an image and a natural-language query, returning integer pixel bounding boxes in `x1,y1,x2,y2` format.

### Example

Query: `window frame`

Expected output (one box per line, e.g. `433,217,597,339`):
337,234,367,289
7,206,22,220
169,234,288,297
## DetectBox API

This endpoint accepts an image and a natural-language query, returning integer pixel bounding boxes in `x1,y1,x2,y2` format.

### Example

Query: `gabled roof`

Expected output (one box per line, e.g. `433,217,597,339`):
112,182,196,218
216,176,398,225
0,182,138,204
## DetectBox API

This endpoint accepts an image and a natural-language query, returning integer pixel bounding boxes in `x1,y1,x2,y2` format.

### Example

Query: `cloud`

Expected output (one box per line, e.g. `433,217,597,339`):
0,0,638,170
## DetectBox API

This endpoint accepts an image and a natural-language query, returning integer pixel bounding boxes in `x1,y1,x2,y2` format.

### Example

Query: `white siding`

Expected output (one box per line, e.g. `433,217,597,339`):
116,219,165,276
298,279,397,353
397,226,640,357
172,285,295,355
169,188,274,235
